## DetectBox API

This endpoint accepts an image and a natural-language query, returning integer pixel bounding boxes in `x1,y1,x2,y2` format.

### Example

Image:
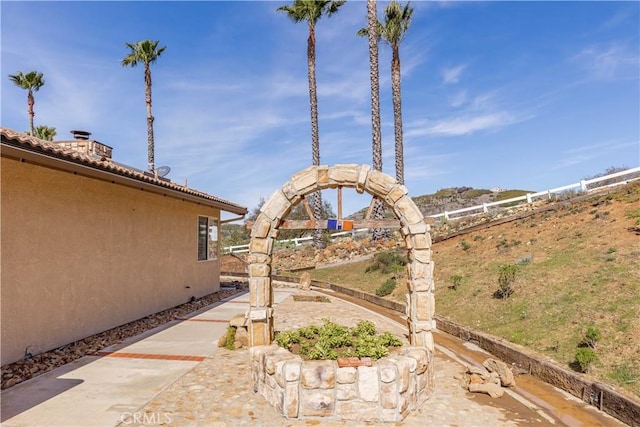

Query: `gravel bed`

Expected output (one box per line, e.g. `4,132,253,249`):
1,284,245,390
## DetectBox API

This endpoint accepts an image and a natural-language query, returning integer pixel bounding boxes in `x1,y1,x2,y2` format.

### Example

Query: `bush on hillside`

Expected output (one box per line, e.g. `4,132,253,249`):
375,278,397,297
365,250,407,274
494,264,518,299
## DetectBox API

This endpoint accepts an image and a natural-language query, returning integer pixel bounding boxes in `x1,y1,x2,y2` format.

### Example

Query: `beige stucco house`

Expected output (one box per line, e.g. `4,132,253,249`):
0,127,247,365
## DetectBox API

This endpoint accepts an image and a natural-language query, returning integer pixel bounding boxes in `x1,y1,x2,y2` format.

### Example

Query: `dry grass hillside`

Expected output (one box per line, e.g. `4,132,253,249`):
258,182,640,400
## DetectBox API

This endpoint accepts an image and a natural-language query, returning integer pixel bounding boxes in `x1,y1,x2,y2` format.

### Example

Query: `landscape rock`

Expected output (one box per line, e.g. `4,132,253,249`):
468,382,505,398
483,358,516,387
299,272,312,290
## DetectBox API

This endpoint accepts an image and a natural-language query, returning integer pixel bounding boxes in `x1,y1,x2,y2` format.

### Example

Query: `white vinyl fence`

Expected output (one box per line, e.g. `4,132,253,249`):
223,166,640,254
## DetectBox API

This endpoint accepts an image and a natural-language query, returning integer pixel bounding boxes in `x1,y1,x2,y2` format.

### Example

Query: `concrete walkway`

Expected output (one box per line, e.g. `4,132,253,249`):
0,288,624,427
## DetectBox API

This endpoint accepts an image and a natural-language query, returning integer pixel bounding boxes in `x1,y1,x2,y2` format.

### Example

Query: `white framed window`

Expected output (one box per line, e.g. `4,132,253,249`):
197,216,219,261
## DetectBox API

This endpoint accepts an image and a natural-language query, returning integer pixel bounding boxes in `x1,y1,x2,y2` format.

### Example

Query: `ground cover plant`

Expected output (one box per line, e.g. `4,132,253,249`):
308,182,640,399
274,318,402,360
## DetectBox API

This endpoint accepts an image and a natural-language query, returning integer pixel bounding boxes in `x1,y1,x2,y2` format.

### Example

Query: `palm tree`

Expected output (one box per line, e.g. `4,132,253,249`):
8,71,45,136
33,125,57,141
121,40,167,172
277,0,345,247
358,1,413,185
382,1,412,185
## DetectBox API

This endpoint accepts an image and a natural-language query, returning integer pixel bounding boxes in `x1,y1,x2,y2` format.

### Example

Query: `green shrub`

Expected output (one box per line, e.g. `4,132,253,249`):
582,325,601,349
574,347,597,373
223,327,237,350
351,320,376,337
365,250,407,274
494,264,518,299
460,240,471,251
450,274,463,290
274,319,402,361
375,278,397,297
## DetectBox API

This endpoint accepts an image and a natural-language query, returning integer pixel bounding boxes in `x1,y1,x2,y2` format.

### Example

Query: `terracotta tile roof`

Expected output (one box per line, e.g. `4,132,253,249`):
1,127,247,215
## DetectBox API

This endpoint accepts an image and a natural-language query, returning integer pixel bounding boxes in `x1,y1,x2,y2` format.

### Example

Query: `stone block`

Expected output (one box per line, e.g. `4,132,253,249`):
408,260,431,281
378,360,397,383
334,400,377,422
290,166,318,194
284,359,302,382
395,195,424,225
409,248,431,263
301,389,334,417
246,253,270,265
249,237,273,255
281,181,299,201
234,327,249,348
384,184,408,205
415,293,433,321
274,355,299,387
336,382,358,401
403,221,428,236
301,360,336,389
229,314,247,328
261,190,291,221
336,366,357,384
357,366,379,402
388,356,411,393
355,164,370,194
410,278,433,292
249,263,270,278
328,164,359,186
403,348,429,374
317,165,330,187
250,214,272,239
365,169,396,196
249,320,269,346
380,380,398,409
284,382,299,418
410,233,431,249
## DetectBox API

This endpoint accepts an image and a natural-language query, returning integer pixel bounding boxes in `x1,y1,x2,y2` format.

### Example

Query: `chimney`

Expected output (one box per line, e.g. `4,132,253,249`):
54,130,113,160
70,130,91,140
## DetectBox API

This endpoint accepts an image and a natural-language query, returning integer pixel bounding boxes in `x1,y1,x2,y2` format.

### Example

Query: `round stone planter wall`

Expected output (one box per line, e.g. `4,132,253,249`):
251,345,433,423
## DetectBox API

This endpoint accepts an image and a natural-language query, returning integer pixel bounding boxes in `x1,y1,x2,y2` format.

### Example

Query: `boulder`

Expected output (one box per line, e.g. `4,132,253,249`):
468,382,504,398
299,272,312,290
483,358,516,387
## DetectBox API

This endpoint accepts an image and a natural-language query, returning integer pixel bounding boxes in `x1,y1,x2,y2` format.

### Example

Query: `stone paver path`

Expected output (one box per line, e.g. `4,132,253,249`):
121,289,541,426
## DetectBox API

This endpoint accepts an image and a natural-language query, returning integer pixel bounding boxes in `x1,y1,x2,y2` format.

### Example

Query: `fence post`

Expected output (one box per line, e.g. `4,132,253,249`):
483,203,488,213
580,180,587,192
444,211,449,221
526,193,532,203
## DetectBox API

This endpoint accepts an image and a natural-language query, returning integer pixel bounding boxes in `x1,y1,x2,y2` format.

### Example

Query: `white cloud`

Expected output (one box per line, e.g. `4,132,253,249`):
573,43,640,80
442,64,467,84
406,112,522,137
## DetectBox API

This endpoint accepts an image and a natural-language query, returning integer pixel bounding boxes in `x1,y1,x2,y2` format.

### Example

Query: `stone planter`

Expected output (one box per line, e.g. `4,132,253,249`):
251,345,433,423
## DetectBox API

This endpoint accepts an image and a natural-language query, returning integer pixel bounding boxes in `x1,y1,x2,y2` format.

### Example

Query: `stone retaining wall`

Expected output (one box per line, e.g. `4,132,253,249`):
251,345,433,423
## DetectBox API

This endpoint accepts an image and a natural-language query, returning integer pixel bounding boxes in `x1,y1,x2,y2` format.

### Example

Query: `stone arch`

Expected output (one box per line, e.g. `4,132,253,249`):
247,164,435,352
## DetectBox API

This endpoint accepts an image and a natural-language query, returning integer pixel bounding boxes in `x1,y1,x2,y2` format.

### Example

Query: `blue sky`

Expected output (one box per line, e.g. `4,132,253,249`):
2,1,639,218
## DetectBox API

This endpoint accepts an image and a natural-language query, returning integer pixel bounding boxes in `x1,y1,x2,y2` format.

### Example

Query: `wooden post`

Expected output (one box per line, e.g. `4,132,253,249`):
302,197,315,220
337,187,343,220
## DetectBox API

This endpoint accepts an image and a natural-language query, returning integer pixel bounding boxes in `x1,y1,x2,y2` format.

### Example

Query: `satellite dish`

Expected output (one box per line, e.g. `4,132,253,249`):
155,166,171,178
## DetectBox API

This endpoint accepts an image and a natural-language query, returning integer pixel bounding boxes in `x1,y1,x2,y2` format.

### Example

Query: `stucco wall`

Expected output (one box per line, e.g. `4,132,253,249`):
1,157,221,365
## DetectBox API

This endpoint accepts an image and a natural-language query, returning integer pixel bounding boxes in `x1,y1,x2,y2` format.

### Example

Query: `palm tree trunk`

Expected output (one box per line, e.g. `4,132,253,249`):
367,0,387,241
27,90,35,136
367,0,382,172
391,46,404,185
145,64,155,172
308,22,325,248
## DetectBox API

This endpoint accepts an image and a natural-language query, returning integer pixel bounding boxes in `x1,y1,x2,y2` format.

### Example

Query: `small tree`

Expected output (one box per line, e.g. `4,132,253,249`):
494,264,518,299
